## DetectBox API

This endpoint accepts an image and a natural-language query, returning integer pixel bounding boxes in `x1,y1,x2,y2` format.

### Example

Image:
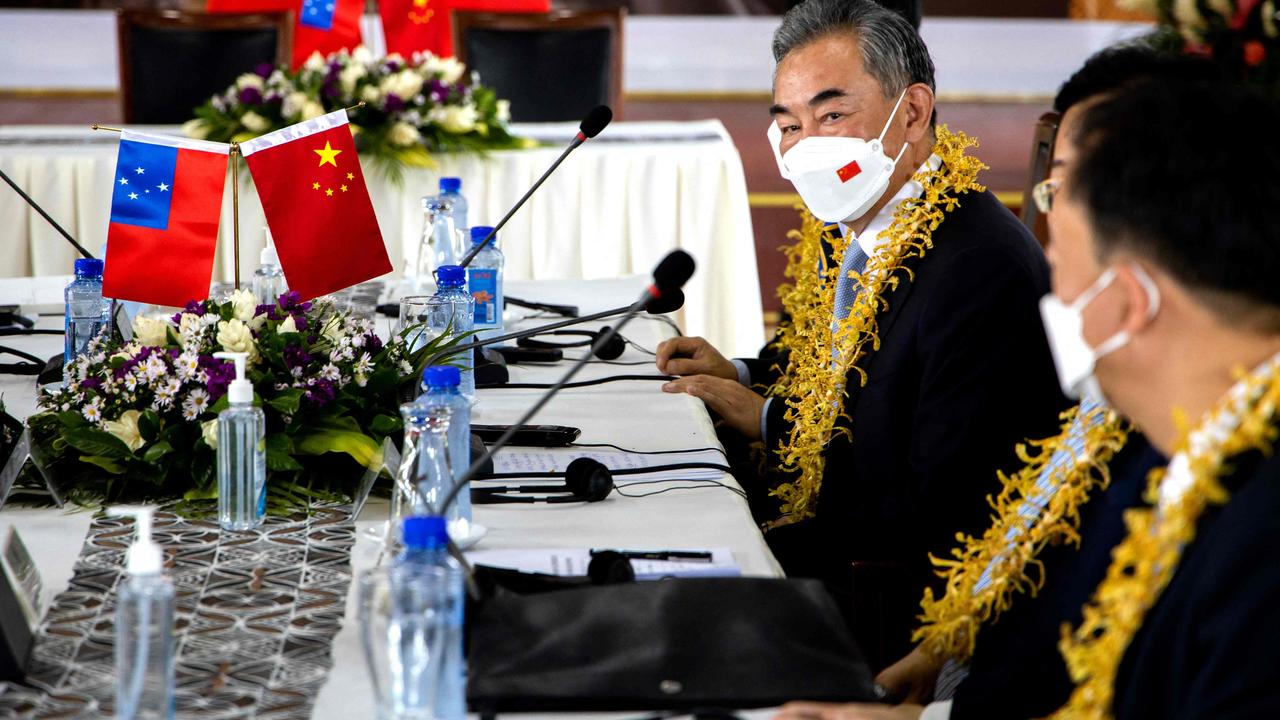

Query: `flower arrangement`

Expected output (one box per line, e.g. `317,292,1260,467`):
25,290,464,512
183,46,530,179
1127,0,1280,94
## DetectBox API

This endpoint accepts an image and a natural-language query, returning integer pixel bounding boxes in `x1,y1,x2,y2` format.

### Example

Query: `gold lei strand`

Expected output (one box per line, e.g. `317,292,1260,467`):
764,125,986,523
913,403,1130,664
1049,362,1280,720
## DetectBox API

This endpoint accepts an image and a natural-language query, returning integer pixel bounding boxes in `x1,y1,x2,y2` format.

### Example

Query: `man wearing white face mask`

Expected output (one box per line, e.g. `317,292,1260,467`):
656,0,1066,645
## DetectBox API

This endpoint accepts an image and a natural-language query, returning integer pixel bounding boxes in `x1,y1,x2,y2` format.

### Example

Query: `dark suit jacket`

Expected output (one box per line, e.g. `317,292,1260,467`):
1110,447,1280,719
951,434,1166,720
743,189,1068,605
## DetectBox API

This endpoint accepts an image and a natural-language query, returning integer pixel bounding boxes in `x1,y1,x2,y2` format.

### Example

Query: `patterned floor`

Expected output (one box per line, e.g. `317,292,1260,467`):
0,504,355,718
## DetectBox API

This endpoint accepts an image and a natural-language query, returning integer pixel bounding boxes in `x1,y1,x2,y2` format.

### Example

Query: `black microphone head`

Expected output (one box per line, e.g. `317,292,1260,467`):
579,105,613,139
652,250,696,292
592,327,627,361
587,551,636,584
645,288,685,314
566,458,613,501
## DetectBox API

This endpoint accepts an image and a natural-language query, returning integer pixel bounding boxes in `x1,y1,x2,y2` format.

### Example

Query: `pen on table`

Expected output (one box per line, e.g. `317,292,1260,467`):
589,549,714,562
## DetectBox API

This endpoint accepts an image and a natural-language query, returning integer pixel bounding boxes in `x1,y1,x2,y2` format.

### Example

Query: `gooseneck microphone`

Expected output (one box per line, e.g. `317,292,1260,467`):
0,168,95,260
431,249,696,517
419,287,684,370
459,105,613,268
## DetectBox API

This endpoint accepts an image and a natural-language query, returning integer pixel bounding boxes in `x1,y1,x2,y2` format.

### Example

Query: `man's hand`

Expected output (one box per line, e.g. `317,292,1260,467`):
773,701,925,720
654,336,737,380
875,646,943,705
663,375,765,440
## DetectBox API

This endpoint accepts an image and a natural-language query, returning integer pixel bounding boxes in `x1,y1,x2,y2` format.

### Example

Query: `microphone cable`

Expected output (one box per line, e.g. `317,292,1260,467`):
614,477,747,501
569,441,728,460
478,374,672,390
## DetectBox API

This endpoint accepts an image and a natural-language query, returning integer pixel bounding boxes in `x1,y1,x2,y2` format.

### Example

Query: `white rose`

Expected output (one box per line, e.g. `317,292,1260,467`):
282,91,309,118
425,55,466,84
353,45,374,66
278,315,298,334
103,409,145,453
228,288,259,322
304,51,326,72
387,122,421,147
201,418,219,449
240,111,270,133
359,85,383,104
496,99,511,124
439,104,479,134
133,315,170,347
216,318,257,358
380,69,425,101
302,101,326,120
181,118,210,140
339,64,367,94
235,72,264,90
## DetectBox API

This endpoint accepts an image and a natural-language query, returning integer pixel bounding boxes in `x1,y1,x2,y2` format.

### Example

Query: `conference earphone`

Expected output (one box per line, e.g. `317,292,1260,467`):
470,456,738,505
516,327,629,361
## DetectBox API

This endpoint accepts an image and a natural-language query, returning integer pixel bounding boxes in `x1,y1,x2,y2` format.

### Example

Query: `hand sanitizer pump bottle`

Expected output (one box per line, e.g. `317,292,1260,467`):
213,352,266,531
111,505,175,720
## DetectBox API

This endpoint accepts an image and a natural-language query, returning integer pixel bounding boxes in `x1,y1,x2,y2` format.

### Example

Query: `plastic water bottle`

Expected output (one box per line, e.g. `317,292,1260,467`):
386,516,466,720
111,506,176,720
414,198,458,292
466,226,505,342
214,352,266,531
430,265,475,402
395,398,453,526
437,177,468,234
419,366,473,539
64,257,110,374
252,227,287,307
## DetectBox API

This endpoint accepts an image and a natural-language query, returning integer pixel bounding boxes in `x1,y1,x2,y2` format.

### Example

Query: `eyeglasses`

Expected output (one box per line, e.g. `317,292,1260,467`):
1032,178,1061,215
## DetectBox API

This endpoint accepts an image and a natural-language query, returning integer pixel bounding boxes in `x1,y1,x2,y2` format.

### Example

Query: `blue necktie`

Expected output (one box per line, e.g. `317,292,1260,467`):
833,241,869,322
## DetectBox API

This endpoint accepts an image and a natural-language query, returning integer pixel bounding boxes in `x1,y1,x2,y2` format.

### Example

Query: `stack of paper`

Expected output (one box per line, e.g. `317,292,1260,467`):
489,448,727,483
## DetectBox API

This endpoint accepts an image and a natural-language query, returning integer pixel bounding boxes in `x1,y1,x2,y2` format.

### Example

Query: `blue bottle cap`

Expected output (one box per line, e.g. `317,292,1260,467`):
423,365,461,388
439,177,462,193
74,258,104,277
401,515,449,550
434,264,465,287
470,226,496,245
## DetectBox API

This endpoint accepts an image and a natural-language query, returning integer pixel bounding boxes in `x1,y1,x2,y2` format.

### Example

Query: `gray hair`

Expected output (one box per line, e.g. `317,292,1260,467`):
772,0,936,98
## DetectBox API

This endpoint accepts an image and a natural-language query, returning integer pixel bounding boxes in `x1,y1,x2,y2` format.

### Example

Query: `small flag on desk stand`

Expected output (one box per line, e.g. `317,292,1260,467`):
239,110,392,301
291,0,365,69
104,131,230,308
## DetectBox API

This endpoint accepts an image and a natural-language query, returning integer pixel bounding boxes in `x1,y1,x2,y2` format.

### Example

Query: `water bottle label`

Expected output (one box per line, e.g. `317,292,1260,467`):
468,269,499,326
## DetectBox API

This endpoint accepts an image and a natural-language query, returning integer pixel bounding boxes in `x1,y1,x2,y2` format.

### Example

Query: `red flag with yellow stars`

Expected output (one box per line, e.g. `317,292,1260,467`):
379,0,549,58
240,110,391,301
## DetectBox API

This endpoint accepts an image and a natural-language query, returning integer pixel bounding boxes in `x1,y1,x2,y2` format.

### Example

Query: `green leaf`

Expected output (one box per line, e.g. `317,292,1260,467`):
138,411,161,442
79,455,125,475
143,441,173,464
370,414,401,437
265,433,303,471
63,428,133,459
267,389,304,416
296,428,380,468
183,485,218,501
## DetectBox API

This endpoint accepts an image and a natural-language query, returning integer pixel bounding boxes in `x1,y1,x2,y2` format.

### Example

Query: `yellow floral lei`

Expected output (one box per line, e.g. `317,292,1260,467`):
913,402,1130,663
764,125,986,522
1049,356,1280,720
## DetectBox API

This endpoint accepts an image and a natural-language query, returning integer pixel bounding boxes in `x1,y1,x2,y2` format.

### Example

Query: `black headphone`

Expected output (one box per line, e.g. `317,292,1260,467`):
471,458,615,504
516,327,627,361
0,345,45,376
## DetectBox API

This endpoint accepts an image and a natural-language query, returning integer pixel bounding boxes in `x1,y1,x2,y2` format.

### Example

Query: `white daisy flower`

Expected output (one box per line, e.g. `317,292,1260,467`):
320,363,342,381
354,353,373,375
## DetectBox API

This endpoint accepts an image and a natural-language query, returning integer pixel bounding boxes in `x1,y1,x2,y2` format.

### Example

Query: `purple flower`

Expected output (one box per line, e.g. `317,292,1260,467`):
384,93,405,113
200,356,236,402
255,303,280,320
238,87,264,106
184,301,206,317
81,377,103,391
364,333,383,355
304,377,336,408
255,62,274,79
428,80,450,103
284,344,312,370
277,291,304,310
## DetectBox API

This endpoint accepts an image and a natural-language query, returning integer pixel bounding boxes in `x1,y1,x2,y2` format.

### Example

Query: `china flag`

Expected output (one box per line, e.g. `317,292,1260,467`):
240,110,391,301
104,131,229,307
292,0,364,69
379,0,549,59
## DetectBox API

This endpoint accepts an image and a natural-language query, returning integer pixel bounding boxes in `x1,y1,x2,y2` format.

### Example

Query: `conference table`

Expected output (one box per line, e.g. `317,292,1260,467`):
0,121,764,359
0,275,783,718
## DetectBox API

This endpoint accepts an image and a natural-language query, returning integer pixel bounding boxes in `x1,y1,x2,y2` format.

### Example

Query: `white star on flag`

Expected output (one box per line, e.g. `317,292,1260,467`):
128,192,139,200
135,167,145,175
119,178,128,185
157,183,169,192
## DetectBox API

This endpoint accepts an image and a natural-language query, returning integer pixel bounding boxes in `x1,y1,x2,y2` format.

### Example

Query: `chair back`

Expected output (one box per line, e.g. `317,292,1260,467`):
452,8,625,122
117,9,293,124
1019,111,1061,247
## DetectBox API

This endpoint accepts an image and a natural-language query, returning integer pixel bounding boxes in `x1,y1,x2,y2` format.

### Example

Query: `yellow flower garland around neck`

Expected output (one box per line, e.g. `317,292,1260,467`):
1049,359,1280,720
913,402,1130,664
764,125,986,523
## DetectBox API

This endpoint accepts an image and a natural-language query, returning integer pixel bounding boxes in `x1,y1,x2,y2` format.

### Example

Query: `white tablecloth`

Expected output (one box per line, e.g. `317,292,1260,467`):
0,275,782,718
0,121,764,357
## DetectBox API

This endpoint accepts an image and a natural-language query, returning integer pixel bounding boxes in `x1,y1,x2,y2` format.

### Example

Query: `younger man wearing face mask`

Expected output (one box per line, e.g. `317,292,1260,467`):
657,0,1066,636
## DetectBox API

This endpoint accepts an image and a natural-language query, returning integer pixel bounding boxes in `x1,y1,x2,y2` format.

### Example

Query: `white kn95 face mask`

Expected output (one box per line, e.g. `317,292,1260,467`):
767,88,910,224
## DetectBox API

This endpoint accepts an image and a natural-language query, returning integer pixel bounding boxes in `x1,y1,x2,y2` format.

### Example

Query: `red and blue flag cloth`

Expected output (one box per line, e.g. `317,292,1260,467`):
104,131,229,308
292,0,364,69
240,109,391,301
